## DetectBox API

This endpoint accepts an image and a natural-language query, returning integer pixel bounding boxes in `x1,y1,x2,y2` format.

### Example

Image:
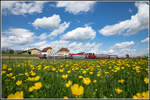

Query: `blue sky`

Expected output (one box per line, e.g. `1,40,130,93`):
1,1,149,57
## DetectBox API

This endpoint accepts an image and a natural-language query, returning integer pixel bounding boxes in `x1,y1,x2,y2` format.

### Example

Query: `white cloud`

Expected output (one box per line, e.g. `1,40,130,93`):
112,41,135,49
68,42,102,53
38,33,48,40
31,41,47,48
141,37,149,43
101,41,136,57
99,2,149,36
2,28,35,48
32,14,61,29
32,14,70,39
49,22,70,38
61,26,96,41
56,1,96,14
2,1,46,15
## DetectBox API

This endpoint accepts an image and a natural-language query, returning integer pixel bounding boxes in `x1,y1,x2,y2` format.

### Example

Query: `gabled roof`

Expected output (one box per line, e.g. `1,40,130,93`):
58,48,69,52
42,47,52,52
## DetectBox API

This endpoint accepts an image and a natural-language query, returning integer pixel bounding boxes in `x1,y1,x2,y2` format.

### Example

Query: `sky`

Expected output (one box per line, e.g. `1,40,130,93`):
1,1,149,57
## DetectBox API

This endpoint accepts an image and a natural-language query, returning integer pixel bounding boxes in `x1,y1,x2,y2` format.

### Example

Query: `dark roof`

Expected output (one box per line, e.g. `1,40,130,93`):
42,47,52,52
58,48,69,52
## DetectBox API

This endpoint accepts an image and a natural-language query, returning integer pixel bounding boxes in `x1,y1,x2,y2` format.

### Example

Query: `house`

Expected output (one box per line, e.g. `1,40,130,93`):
57,48,70,56
42,47,54,53
41,47,54,57
22,48,41,55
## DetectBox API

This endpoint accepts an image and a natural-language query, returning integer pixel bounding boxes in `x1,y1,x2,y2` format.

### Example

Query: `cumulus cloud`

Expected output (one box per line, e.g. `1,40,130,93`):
32,14,61,29
112,41,135,49
49,22,70,38
102,41,136,57
141,37,149,43
2,1,46,15
56,1,96,14
2,28,35,48
61,26,96,41
31,41,47,48
99,2,149,36
38,33,48,40
32,14,70,39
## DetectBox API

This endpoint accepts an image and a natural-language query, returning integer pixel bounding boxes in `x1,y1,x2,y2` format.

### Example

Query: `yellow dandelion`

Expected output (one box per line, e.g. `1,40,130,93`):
71,84,84,96
115,88,123,94
7,91,24,99
16,80,22,86
82,77,91,85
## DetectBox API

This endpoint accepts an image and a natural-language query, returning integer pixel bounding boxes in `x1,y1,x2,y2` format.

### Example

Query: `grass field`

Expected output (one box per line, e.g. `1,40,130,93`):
2,58,149,99
2,53,39,57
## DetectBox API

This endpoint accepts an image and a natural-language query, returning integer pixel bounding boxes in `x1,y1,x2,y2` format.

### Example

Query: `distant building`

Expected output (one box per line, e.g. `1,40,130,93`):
42,47,54,53
22,48,41,55
57,48,69,56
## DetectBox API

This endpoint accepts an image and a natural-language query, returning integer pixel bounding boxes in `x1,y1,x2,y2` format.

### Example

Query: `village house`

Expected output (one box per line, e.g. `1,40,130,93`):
42,47,54,53
57,48,70,56
22,48,41,55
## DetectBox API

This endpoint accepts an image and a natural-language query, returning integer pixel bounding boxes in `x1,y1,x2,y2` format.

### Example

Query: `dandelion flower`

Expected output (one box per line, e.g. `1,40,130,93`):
71,84,84,96
7,91,24,99
115,88,123,94
16,80,22,86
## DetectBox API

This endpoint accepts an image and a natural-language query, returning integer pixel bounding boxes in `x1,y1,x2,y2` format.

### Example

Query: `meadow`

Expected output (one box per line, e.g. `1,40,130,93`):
2,58,149,99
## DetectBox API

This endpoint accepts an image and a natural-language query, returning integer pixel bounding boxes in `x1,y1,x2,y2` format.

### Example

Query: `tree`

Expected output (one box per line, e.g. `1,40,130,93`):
126,54,129,58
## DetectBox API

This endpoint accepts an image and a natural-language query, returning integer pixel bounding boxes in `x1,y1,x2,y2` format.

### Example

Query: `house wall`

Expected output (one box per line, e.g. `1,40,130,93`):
57,51,69,55
31,50,41,55
47,49,54,53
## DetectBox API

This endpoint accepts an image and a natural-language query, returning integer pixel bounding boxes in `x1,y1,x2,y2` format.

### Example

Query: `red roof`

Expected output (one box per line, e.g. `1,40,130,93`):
58,48,69,52
42,47,52,52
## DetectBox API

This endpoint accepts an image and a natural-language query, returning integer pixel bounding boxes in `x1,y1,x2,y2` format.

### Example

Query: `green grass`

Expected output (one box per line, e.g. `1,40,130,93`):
2,53,39,57
2,58,149,98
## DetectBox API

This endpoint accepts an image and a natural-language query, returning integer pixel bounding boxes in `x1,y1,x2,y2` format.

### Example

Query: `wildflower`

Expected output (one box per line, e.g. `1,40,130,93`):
104,71,109,74
25,72,29,77
121,67,125,69
2,71,6,75
7,73,13,77
35,76,40,81
30,71,36,76
52,67,56,71
118,79,125,84
2,64,7,69
11,76,16,80
78,75,83,79
34,82,42,90
89,72,93,75
29,86,35,92
62,74,68,79
93,80,97,83
64,96,68,99
133,91,149,99
59,69,64,72
67,70,71,74
97,73,101,77
115,88,123,94
82,70,87,74
82,77,91,85
66,80,72,87
144,77,149,84
71,84,84,96
16,80,22,86
8,68,12,71
7,91,24,99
